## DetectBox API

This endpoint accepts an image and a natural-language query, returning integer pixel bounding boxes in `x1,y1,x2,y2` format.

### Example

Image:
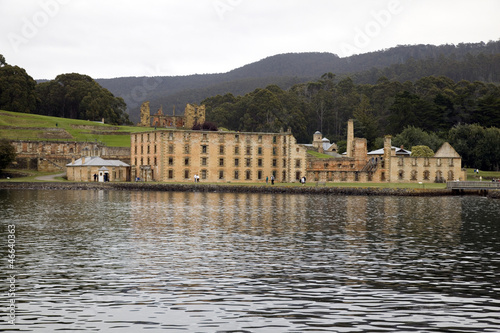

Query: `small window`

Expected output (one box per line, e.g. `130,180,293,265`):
234,158,239,167
219,158,224,167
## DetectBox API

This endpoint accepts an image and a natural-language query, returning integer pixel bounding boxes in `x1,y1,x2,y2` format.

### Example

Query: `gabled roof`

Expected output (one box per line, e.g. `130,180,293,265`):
67,156,129,167
368,146,412,155
434,142,460,158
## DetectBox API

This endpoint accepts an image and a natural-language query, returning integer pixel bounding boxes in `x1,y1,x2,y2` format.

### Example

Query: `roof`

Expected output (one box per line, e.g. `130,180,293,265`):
67,156,129,167
368,146,412,155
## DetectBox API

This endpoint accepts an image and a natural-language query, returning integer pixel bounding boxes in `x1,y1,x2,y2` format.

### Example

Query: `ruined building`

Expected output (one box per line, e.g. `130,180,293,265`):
306,119,466,183
137,102,206,129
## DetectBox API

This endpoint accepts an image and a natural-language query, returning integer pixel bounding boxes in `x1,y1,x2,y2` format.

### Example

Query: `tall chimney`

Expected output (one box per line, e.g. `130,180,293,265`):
346,119,354,158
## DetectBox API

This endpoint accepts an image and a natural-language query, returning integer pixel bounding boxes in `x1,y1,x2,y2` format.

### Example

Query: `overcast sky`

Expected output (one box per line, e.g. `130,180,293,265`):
1,0,499,80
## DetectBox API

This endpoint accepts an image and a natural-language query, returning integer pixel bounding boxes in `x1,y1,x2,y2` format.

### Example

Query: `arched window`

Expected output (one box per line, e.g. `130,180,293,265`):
398,170,404,180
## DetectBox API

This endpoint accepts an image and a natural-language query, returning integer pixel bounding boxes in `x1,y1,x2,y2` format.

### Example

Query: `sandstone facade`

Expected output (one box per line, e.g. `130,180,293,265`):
10,140,130,172
306,120,466,183
131,129,308,183
138,102,206,129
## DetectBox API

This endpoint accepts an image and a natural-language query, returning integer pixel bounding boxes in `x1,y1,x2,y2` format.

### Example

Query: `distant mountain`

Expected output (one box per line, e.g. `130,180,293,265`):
96,40,500,123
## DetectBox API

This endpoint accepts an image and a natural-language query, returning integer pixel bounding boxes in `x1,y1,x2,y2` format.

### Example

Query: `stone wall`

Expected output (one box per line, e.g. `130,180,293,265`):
9,140,130,172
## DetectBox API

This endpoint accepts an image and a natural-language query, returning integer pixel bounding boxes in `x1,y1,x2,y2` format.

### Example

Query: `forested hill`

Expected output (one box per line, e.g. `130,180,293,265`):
96,41,500,122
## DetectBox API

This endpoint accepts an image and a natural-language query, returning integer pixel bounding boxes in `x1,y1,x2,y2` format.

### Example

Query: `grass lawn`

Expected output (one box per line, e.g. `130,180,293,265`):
0,110,152,147
466,168,500,181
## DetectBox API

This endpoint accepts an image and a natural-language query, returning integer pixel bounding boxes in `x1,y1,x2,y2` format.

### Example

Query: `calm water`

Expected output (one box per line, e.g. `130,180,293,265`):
1,189,500,332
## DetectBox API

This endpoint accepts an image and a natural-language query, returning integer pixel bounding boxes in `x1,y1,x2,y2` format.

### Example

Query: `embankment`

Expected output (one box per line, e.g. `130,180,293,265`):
1,181,498,198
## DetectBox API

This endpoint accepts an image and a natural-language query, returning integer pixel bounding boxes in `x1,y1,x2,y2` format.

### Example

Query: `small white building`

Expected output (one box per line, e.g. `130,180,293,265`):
66,156,130,182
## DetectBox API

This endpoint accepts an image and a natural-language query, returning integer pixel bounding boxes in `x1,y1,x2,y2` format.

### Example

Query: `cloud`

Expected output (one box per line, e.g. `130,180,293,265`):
1,0,498,79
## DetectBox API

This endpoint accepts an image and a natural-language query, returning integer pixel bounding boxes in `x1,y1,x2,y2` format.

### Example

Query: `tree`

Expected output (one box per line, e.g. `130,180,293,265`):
0,62,37,113
36,73,131,125
392,126,444,151
411,145,434,157
0,139,16,171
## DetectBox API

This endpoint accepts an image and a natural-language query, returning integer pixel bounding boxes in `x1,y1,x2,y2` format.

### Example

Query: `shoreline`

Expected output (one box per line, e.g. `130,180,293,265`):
1,181,498,198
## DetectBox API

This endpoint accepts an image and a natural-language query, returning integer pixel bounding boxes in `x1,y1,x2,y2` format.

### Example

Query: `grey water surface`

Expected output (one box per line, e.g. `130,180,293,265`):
1,189,499,332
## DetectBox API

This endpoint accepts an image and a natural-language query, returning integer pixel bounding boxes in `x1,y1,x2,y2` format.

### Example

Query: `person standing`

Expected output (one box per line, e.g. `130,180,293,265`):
271,175,275,185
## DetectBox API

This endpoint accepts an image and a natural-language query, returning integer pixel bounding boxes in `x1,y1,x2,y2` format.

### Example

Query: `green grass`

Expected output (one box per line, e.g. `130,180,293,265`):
307,150,334,159
466,168,500,181
0,110,152,147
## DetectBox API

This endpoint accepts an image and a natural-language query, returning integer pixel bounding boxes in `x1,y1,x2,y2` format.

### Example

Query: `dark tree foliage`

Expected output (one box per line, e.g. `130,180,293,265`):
36,73,132,125
0,56,37,113
192,121,218,131
0,138,16,171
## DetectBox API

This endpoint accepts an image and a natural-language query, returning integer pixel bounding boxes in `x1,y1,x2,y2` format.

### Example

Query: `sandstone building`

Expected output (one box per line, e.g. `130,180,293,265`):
10,140,130,172
306,119,466,183
66,156,130,182
137,102,206,129
131,129,308,183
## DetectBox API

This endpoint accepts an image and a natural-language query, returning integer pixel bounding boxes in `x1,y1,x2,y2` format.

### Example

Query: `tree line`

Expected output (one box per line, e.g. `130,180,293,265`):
203,73,500,170
0,56,131,125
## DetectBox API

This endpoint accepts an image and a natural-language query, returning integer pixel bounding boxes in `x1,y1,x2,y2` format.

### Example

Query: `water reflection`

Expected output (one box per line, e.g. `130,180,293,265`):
0,189,499,332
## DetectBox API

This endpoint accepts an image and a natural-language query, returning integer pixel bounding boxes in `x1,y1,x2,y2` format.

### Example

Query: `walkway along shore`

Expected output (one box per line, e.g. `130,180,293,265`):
1,181,499,198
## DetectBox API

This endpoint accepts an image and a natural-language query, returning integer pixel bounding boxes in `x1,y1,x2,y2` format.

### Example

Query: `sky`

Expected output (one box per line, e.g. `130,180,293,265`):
1,0,499,80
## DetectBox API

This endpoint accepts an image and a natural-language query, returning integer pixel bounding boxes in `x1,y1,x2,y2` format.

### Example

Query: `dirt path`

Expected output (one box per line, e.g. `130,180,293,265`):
35,172,66,181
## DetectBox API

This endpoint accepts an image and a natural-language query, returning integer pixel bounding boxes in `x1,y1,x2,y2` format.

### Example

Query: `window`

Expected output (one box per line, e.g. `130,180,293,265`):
168,132,173,140
141,146,143,154
257,170,262,180
283,159,286,168
272,147,276,156
398,170,404,180
246,146,251,155
246,170,251,180
258,147,262,155
202,133,208,141
246,158,251,167
201,157,207,166
219,170,224,179
147,157,150,165
219,158,224,167
423,170,430,180
147,145,150,154
448,170,454,181
295,171,301,181
273,136,277,143
168,170,174,179
168,157,174,166
234,170,239,180
258,135,262,143
272,159,277,167
154,157,157,166
184,158,189,166
201,170,207,180
219,145,224,154
201,145,207,154
184,144,189,154
258,159,263,167
449,158,454,167
134,146,137,154
154,145,157,154
295,159,301,168
235,134,239,142
184,170,190,179
411,170,417,180
168,145,174,154
234,158,239,167
234,146,240,155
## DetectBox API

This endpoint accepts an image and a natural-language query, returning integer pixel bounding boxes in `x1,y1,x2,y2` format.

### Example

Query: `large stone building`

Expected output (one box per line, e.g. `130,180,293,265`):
131,129,308,183
138,102,206,129
306,119,466,183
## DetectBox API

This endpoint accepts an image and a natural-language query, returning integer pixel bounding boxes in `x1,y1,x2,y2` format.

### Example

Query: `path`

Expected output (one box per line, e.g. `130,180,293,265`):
35,172,66,181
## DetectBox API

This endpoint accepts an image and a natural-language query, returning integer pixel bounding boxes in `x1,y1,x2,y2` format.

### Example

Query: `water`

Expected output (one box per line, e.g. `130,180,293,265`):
1,189,500,332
